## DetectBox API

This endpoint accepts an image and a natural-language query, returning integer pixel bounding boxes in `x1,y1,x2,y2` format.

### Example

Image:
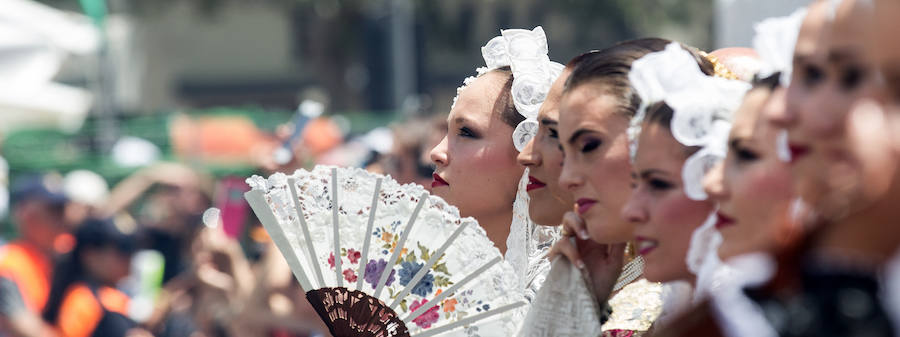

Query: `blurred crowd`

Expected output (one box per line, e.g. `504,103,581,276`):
7,0,900,336
0,112,446,337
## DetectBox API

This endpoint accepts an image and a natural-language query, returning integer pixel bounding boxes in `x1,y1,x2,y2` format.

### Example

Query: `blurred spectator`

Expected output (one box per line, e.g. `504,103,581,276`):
383,118,434,188
254,116,344,175
42,217,148,337
241,238,329,337
62,170,109,228
0,174,71,337
104,162,212,284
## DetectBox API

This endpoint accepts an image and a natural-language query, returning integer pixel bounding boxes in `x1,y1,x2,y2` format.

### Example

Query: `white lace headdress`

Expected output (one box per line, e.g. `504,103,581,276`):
753,7,808,87
628,43,751,201
453,26,565,152
452,27,563,302
627,43,750,295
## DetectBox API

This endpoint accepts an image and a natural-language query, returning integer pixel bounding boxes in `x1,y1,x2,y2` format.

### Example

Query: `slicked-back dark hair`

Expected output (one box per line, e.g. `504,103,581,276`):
564,38,715,119
486,66,523,128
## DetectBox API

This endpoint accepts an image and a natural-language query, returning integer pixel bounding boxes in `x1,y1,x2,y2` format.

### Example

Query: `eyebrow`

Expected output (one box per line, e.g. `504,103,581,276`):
567,129,593,145
540,118,558,126
639,169,670,179
793,54,815,65
728,138,756,153
453,116,470,125
828,48,859,64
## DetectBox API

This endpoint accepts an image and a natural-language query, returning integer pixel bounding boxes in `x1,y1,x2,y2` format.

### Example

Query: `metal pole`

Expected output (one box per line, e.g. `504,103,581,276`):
390,0,415,114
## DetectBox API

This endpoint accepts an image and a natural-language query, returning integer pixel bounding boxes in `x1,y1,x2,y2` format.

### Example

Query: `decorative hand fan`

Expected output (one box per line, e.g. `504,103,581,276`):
244,166,525,337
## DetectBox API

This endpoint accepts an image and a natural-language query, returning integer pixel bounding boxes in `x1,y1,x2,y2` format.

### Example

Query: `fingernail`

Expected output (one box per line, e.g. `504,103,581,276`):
576,260,586,269
578,229,590,240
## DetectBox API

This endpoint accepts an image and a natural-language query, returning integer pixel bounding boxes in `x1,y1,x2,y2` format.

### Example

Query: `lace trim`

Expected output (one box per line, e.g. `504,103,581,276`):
601,279,663,332
506,169,560,303
708,253,779,337
883,251,900,337
752,7,808,86
518,257,603,337
453,27,563,152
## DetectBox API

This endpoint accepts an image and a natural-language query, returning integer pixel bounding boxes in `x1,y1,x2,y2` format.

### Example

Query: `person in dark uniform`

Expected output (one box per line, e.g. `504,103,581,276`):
42,217,148,337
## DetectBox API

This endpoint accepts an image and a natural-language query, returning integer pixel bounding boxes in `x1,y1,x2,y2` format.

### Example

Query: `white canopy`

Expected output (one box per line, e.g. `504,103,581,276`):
0,0,100,134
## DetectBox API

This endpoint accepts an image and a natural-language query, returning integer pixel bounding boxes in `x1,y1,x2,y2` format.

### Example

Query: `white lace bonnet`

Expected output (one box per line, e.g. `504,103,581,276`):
753,7,809,87
452,26,565,152
753,7,808,162
627,42,752,201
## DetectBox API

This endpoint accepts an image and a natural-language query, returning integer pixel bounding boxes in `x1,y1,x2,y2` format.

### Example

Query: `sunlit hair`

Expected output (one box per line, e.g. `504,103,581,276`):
564,38,714,119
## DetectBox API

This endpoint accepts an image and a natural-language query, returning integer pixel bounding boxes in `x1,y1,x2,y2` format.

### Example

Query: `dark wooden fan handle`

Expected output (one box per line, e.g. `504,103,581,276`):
307,287,411,337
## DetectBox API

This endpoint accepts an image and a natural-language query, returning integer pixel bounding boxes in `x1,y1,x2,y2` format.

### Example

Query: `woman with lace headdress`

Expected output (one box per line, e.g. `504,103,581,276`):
428,27,562,305
652,9,808,337
615,41,750,331
742,0,899,335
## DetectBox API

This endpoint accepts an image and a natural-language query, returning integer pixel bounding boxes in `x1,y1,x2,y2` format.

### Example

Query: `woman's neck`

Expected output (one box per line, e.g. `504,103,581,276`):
815,195,900,270
478,211,513,255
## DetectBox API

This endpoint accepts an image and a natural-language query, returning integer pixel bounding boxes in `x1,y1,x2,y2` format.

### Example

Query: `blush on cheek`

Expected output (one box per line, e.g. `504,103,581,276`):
742,166,792,200
656,194,714,224
652,195,713,280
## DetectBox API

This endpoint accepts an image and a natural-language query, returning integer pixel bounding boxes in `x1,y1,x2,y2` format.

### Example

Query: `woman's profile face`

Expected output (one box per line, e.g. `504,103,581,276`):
776,0,882,217
429,71,524,227
517,68,572,226
771,1,833,210
557,84,634,243
705,87,795,260
623,122,714,283
873,0,900,146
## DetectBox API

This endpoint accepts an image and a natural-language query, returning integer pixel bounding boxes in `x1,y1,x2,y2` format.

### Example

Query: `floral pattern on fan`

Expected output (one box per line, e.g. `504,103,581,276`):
327,237,457,323
245,166,526,336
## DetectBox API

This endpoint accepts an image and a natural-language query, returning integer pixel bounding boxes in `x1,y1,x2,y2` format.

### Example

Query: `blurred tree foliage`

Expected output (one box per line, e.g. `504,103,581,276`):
36,0,713,111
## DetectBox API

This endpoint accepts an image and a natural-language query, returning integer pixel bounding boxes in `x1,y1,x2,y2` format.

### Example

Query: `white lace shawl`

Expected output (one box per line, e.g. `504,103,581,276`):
689,211,724,302
882,250,900,337
518,256,603,337
506,169,559,302
656,281,693,328
708,253,779,337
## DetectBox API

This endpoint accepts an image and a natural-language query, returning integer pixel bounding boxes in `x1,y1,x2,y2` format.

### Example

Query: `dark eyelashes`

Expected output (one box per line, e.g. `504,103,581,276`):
548,128,559,139
458,126,478,138
730,142,760,162
581,139,601,153
839,66,866,91
736,149,760,162
649,179,673,190
803,65,824,88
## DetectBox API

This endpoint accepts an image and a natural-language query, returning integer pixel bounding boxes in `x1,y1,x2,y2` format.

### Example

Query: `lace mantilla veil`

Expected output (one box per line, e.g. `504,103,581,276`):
508,168,560,302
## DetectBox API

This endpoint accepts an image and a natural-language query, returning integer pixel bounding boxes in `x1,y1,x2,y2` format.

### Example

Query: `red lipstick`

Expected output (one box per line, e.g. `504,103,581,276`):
788,144,810,162
635,236,658,256
575,198,596,215
431,174,449,188
526,176,546,192
714,212,735,229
